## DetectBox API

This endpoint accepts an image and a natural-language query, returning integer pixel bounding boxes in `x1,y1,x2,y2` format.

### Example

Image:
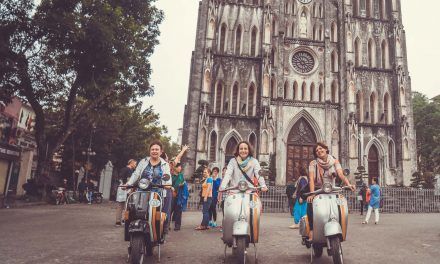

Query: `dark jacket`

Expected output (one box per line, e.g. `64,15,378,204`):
119,166,133,184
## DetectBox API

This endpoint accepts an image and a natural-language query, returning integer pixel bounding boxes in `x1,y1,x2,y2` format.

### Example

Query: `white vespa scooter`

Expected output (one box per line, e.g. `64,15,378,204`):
299,169,352,264
220,179,262,264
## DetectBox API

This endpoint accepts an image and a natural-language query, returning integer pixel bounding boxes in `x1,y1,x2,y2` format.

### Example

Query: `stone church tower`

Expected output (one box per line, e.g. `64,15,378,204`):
182,0,416,186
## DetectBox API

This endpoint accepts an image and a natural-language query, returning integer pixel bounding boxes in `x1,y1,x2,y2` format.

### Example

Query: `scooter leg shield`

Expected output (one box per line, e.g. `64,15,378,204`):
233,221,249,236
324,220,342,238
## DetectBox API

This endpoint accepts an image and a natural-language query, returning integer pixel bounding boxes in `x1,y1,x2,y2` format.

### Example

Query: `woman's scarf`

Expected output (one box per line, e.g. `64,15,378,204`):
236,156,252,172
315,155,337,184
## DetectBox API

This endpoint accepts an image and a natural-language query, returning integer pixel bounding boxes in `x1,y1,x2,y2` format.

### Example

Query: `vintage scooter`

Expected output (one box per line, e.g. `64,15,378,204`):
220,179,262,264
121,175,170,264
299,169,352,264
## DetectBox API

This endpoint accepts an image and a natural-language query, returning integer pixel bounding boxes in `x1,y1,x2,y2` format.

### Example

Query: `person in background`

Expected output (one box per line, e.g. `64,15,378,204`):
172,163,188,231
115,159,137,227
195,167,212,230
358,183,368,215
362,178,381,225
286,180,296,217
77,178,87,203
209,167,221,228
86,179,95,205
290,167,309,229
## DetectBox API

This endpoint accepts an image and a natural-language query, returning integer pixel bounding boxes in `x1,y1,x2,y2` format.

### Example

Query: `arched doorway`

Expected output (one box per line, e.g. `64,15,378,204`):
225,137,238,166
286,118,317,184
368,145,380,185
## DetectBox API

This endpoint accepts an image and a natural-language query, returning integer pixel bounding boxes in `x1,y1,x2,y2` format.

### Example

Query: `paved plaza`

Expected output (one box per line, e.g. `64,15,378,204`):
0,204,439,264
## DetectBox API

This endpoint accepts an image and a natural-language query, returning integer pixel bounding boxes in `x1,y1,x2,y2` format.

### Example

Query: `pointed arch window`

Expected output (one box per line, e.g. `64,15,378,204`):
209,131,217,161
284,81,289,99
203,70,211,93
249,133,257,151
366,0,372,18
261,131,269,154
331,22,338,42
248,83,256,116
388,141,395,168
355,38,362,67
271,76,277,99
370,92,376,123
356,91,363,122
293,81,298,100
319,84,324,102
291,22,295,38
219,23,227,53
310,83,315,101
235,25,242,55
215,83,224,113
384,92,392,124
353,0,360,16
251,27,258,56
231,83,239,115
301,82,307,101
368,38,376,68
380,0,387,20
381,40,389,69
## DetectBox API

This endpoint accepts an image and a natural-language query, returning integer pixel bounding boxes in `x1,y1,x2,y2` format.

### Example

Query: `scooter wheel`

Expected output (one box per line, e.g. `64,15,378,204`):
313,244,323,258
330,237,344,264
236,237,247,264
129,234,145,264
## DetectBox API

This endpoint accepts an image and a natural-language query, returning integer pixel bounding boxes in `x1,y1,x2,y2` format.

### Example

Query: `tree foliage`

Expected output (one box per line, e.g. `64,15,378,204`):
0,0,163,182
412,92,440,188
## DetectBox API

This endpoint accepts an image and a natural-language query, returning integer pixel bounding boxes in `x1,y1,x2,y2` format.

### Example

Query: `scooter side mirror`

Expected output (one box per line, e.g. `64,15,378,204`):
343,169,350,176
162,175,171,181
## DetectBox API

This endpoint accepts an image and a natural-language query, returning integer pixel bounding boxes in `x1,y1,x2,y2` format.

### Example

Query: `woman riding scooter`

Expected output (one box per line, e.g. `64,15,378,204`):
306,142,355,242
219,141,268,263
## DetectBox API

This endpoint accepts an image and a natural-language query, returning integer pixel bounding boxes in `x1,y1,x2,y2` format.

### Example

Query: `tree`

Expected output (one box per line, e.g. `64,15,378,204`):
59,102,178,186
0,0,163,183
412,92,440,176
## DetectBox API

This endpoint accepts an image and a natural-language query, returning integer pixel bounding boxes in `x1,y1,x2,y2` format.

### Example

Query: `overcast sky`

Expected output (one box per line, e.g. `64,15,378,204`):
145,0,440,141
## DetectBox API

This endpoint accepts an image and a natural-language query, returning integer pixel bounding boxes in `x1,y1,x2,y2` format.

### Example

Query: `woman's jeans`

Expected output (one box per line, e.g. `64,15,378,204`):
201,197,213,226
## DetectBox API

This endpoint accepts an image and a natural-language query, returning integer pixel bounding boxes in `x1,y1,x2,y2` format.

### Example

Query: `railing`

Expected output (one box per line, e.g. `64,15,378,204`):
186,184,440,214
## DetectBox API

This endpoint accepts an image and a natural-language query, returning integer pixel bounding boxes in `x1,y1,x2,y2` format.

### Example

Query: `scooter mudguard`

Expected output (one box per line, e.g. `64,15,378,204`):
233,221,249,236
324,220,342,238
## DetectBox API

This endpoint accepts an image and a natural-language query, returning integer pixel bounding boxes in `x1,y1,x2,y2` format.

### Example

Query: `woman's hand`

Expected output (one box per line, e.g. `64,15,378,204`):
307,195,315,203
299,198,303,203
348,184,356,192
261,187,268,192
203,197,207,202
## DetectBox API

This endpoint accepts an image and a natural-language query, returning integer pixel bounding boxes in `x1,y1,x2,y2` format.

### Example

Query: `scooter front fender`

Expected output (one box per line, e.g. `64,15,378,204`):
324,220,342,238
233,221,249,236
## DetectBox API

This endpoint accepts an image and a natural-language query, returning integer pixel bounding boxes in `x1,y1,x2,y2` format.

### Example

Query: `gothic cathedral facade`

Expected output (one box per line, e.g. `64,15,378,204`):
182,0,416,186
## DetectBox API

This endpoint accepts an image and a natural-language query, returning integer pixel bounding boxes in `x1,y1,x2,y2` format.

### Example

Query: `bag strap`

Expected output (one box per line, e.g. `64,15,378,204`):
235,158,257,187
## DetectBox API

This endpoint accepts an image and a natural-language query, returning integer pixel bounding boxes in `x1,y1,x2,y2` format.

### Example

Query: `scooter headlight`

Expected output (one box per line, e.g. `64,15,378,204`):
238,180,248,192
323,182,333,194
138,179,150,190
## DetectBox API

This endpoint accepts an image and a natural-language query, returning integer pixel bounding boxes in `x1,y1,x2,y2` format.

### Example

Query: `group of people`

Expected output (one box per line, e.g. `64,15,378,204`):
115,139,360,244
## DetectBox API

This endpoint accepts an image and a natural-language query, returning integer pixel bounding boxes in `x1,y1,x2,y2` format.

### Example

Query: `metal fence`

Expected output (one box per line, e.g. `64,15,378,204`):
186,184,440,214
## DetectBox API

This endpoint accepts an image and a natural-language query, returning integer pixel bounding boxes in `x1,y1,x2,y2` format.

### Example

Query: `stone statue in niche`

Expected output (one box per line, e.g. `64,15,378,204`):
299,12,307,38
347,60,356,81
199,103,209,126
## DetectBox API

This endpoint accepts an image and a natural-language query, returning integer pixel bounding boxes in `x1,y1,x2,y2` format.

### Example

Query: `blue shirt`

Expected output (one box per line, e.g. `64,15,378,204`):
369,184,381,209
212,178,222,199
